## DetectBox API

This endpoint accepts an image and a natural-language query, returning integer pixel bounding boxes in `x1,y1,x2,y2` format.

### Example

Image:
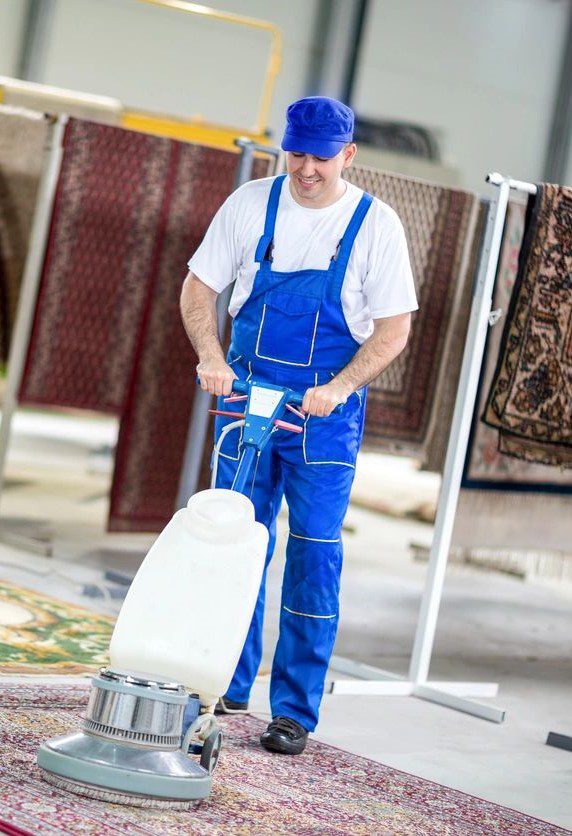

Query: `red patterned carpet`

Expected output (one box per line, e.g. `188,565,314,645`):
16,116,273,532
344,165,480,465
107,153,272,532
0,683,567,835
19,118,173,414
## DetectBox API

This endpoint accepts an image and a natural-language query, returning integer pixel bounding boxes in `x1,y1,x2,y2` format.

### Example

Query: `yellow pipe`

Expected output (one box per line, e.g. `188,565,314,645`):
136,0,282,134
121,109,270,152
0,75,276,153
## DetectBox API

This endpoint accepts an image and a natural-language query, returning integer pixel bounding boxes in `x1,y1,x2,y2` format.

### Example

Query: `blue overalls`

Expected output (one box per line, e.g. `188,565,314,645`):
214,174,372,731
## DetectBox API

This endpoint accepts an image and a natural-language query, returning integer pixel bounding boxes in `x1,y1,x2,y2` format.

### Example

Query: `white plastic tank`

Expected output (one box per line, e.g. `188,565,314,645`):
109,489,268,705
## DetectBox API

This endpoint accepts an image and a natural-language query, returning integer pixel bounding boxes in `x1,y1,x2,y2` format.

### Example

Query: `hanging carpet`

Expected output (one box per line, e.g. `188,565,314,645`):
423,199,488,472
12,115,272,531
463,200,571,492
344,164,480,466
19,118,175,413
0,682,568,835
483,184,572,468
0,107,48,363
108,155,272,532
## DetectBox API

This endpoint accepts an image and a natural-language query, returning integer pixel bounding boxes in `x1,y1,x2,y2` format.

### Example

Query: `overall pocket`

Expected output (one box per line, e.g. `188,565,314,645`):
303,392,365,468
255,290,320,366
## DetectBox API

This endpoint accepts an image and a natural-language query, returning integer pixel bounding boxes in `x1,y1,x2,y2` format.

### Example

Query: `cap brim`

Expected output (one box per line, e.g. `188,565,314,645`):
281,131,348,159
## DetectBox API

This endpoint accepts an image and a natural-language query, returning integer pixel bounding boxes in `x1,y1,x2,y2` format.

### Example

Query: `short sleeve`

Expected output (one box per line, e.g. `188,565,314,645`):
187,191,241,292
363,206,419,318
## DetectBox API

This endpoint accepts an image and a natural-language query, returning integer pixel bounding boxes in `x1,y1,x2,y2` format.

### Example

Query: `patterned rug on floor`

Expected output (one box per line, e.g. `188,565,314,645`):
344,164,480,464
0,683,566,836
0,581,112,675
463,200,571,493
483,184,572,468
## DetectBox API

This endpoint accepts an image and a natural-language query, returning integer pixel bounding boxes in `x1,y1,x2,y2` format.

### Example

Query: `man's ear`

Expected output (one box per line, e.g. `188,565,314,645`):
342,143,357,168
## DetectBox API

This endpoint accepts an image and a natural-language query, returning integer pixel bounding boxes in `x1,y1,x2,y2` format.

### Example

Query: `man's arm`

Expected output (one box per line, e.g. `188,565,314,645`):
302,312,411,417
180,271,237,396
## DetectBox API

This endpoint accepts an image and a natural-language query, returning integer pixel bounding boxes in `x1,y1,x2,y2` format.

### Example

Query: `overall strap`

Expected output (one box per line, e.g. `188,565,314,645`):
330,192,374,299
254,174,287,263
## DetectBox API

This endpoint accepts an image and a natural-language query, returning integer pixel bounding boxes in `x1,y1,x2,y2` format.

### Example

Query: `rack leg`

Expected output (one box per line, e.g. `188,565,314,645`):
413,684,506,723
546,732,572,752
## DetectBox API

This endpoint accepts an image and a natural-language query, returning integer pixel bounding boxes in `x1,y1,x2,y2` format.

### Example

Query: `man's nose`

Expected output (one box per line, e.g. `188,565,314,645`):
300,156,316,176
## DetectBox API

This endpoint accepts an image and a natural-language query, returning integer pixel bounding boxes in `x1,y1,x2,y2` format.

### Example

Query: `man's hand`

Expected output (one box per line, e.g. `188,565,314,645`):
302,382,351,418
197,356,238,396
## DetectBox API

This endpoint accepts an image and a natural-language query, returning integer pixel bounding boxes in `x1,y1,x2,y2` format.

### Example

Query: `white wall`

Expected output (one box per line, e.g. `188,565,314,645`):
36,0,319,139
0,0,27,76
1,0,570,190
354,0,570,191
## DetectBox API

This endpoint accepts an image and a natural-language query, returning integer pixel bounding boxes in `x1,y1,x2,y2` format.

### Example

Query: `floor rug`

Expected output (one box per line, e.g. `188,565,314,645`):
483,184,572,467
0,107,48,362
463,200,571,493
344,164,479,461
0,682,567,836
0,581,112,675
108,155,272,532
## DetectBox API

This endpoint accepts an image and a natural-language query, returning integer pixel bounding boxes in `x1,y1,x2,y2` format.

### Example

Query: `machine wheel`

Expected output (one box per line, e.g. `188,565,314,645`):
200,730,223,773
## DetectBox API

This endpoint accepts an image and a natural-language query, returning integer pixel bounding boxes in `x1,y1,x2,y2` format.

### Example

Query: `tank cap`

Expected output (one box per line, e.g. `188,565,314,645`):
183,489,255,542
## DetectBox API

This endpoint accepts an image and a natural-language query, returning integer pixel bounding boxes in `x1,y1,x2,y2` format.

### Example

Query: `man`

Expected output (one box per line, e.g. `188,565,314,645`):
180,96,418,755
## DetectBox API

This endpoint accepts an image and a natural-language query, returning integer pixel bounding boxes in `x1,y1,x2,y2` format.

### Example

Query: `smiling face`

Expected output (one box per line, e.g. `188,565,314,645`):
285,143,357,208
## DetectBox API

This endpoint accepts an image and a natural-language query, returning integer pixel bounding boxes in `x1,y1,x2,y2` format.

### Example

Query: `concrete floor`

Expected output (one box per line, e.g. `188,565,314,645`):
0,410,571,829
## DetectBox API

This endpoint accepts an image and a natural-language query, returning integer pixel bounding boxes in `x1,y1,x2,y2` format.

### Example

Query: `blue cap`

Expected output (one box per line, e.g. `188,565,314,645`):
281,96,354,159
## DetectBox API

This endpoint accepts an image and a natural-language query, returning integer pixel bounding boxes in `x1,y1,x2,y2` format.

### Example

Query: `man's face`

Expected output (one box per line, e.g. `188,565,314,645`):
286,143,357,206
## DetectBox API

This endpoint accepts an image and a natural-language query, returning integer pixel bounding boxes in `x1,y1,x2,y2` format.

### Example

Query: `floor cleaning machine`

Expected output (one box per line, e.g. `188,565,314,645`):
37,378,308,808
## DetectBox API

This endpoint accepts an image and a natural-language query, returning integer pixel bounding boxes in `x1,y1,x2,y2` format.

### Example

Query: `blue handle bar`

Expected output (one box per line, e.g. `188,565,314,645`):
231,378,302,405
231,379,343,413
195,377,343,413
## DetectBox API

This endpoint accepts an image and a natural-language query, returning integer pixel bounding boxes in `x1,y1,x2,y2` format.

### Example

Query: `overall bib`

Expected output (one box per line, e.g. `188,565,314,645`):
214,174,373,731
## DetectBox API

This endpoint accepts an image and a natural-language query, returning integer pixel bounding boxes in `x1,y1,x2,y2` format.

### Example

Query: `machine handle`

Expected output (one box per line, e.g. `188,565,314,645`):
208,409,246,419
231,380,250,395
285,403,306,420
230,379,344,415
224,394,248,403
274,419,303,434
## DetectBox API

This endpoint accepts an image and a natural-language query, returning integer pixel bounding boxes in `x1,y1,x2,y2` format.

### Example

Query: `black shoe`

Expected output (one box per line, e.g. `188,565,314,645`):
214,696,249,714
260,716,309,755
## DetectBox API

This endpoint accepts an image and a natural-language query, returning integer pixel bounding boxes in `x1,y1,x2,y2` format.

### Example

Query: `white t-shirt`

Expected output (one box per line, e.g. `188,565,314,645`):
188,175,418,344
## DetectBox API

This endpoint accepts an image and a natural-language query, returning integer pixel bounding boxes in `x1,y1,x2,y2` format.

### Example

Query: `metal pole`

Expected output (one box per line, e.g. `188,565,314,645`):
0,115,66,505
543,1,572,184
340,0,370,106
16,0,56,82
305,0,369,103
408,178,512,684
175,139,279,506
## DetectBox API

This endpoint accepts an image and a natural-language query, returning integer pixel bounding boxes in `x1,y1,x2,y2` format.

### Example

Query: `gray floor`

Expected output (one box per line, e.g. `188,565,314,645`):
0,411,571,829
